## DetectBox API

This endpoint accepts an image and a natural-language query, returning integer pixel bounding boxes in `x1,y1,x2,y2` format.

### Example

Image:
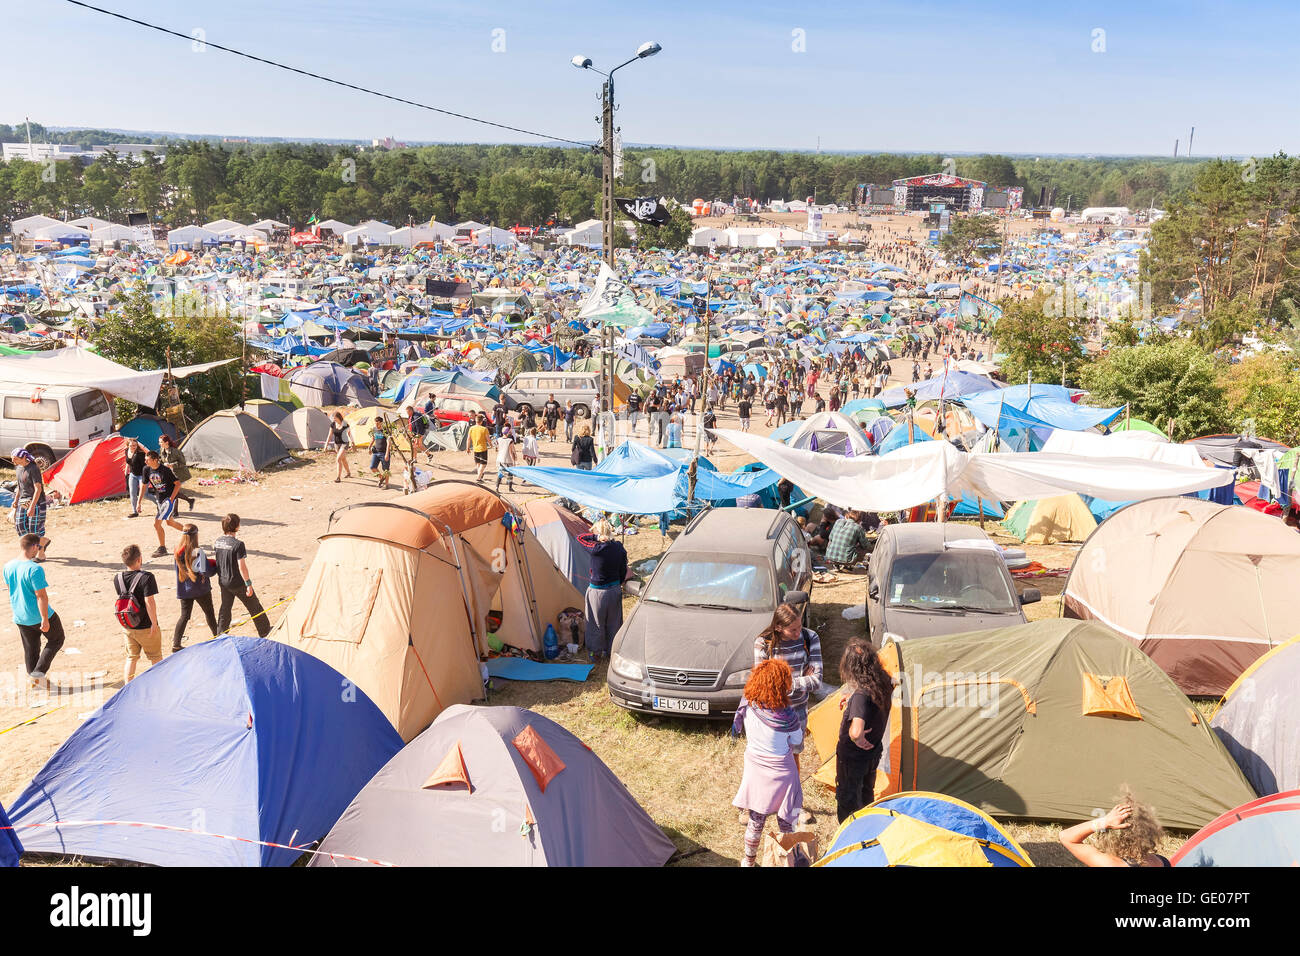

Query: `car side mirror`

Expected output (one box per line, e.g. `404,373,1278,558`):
1019,587,1041,605
624,579,643,597
868,582,879,601
782,589,808,606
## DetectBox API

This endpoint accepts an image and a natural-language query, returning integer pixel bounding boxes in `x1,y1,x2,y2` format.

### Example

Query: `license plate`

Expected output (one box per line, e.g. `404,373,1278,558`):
652,696,708,714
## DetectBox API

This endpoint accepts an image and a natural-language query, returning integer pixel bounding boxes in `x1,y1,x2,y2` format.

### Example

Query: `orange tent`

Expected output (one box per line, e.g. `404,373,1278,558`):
42,435,127,504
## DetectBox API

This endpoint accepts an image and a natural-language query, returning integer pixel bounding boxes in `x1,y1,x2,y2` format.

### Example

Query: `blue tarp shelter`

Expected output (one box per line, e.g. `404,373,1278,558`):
7,637,403,867
880,370,1001,408
509,441,781,515
961,384,1123,435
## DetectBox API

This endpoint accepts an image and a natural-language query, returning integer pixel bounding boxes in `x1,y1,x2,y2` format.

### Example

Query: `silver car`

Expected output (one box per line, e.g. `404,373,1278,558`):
607,507,812,719
866,523,1040,643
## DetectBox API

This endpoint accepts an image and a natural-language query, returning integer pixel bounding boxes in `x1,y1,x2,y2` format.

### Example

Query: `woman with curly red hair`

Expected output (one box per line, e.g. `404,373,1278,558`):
731,658,804,866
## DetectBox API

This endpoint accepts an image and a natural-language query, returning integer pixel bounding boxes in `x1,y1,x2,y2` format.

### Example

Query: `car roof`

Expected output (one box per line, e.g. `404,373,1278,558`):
881,522,995,555
0,384,92,398
672,507,790,554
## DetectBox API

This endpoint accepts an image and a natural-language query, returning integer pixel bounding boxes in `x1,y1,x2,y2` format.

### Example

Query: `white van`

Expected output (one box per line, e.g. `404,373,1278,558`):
504,371,601,419
0,384,114,468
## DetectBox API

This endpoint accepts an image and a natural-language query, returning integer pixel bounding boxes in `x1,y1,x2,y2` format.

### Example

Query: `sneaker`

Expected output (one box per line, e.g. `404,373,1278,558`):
151,546,168,558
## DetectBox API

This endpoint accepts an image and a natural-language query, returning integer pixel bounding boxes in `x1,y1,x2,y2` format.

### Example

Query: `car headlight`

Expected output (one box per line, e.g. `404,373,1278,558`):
610,652,643,680
724,668,751,687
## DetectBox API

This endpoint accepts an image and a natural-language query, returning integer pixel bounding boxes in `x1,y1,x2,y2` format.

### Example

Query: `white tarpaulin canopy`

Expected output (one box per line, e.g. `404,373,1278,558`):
715,429,1232,512
1040,430,1205,469
0,347,164,407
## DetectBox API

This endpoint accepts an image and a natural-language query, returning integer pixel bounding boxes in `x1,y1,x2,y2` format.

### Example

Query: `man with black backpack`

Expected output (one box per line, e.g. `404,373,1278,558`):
114,543,162,683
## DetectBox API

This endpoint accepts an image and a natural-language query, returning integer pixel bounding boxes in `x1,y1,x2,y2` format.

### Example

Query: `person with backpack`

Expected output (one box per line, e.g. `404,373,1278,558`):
214,513,269,638
754,602,823,728
172,524,219,652
114,543,162,682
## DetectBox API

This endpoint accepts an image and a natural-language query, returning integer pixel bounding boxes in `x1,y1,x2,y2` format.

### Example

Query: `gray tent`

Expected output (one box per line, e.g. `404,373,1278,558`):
312,705,676,867
285,361,377,408
240,399,291,427
274,406,332,450
1212,636,1300,796
180,411,289,472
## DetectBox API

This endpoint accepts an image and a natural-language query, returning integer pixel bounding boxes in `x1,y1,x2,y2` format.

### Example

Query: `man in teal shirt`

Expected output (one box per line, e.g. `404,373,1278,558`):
4,533,64,688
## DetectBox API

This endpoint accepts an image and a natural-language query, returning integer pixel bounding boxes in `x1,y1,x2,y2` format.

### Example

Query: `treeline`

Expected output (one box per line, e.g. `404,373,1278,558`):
1142,154,1300,336
1,130,1209,229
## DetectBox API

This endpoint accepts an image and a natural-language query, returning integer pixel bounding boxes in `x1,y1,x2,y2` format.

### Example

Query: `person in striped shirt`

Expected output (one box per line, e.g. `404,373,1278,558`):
753,602,823,724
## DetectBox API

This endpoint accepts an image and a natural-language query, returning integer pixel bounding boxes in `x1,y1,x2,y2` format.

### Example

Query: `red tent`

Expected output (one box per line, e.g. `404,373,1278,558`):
42,435,127,505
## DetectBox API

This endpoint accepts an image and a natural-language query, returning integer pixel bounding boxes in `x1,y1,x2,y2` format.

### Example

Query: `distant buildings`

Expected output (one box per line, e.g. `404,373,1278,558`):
1,142,166,164
370,137,407,150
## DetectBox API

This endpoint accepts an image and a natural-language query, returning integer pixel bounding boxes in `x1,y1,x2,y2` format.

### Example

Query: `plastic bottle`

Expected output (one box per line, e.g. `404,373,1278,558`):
543,623,559,660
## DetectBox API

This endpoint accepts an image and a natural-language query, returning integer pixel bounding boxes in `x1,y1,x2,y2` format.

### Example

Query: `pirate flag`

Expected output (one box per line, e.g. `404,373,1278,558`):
614,197,671,226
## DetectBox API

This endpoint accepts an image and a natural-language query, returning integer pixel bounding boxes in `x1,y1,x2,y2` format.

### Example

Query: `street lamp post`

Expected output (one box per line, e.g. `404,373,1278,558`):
572,41,661,422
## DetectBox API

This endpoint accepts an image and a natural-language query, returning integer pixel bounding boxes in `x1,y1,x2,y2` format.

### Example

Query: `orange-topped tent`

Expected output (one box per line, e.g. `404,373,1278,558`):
271,481,582,740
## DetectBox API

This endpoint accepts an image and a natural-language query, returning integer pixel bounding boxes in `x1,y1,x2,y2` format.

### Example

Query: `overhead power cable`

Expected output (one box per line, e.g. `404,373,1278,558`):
63,0,596,149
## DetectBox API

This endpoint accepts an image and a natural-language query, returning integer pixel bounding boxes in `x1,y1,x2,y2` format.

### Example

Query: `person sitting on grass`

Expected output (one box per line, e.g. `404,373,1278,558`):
1058,789,1170,867
824,509,869,568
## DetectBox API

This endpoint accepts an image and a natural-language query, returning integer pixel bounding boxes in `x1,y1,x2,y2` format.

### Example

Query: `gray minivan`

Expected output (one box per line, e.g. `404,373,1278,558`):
503,371,599,419
866,523,1040,643
607,507,813,719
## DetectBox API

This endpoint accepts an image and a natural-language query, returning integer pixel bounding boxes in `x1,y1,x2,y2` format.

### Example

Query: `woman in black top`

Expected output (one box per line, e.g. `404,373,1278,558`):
835,638,894,822
328,412,353,482
124,438,147,517
571,422,596,471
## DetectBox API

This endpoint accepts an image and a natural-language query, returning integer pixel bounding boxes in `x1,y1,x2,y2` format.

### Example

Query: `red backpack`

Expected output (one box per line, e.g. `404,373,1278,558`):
114,571,148,629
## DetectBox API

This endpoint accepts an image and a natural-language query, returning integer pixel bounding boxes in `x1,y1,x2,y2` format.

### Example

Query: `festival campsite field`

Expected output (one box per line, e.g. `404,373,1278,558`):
0,378,1189,867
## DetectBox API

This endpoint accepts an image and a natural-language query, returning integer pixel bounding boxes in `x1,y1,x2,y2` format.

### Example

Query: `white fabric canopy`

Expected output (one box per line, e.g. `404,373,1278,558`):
1040,430,1205,468
715,429,1232,512
0,346,163,407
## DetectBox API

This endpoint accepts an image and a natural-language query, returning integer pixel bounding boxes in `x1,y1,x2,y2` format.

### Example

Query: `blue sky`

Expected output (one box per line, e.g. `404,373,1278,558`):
8,0,1296,155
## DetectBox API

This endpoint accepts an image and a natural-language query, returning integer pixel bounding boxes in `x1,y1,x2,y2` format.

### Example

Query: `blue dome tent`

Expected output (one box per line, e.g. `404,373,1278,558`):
7,637,403,866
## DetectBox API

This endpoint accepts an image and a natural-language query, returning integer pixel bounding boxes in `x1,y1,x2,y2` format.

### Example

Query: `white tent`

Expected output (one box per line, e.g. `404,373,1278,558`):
89,223,141,248
389,224,453,247
203,218,246,233
248,219,288,231
11,215,66,238
167,225,219,249
455,220,488,232
67,215,112,231
29,222,91,242
343,221,395,245
315,219,353,235
690,226,728,248
787,411,875,456
473,226,520,247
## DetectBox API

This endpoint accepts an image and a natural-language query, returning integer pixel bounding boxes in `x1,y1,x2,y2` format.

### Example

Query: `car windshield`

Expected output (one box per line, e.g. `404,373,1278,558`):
645,553,774,612
886,552,1017,613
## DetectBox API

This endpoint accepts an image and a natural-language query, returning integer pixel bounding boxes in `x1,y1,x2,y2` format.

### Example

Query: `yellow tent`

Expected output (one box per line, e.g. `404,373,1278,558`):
1001,493,1098,545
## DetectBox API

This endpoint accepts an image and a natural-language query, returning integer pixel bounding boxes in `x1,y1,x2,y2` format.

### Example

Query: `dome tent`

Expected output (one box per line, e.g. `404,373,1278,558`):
786,410,873,456
1062,497,1300,696
285,361,378,408
1173,791,1300,867
312,705,675,867
239,398,291,427
180,410,289,472
808,619,1257,830
0,801,20,867
816,792,1032,867
41,435,127,504
270,481,582,740
1001,494,1097,544
6,637,402,866
1210,635,1300,795
274,406,332,450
